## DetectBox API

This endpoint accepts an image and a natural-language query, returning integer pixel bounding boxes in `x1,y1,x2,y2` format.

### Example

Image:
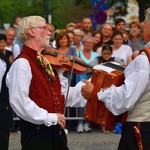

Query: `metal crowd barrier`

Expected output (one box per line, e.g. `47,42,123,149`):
13,107,84,121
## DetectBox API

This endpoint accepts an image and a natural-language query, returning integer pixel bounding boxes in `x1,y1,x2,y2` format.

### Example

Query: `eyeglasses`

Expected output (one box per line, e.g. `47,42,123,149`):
131,35,139,39
32,26,49,32
84,42,93,44
75,34,82,37
66,30,74,34
102,52,112,55
0,41,6,44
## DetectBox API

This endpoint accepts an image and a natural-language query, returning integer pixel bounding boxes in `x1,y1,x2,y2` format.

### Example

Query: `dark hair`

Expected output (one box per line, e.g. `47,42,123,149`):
92,31,103,52
129,21,141,29
0,34,7,41
112,30,123,39
115,18,125,26
101,44,113,53
82,17,92,23
56,31,70,48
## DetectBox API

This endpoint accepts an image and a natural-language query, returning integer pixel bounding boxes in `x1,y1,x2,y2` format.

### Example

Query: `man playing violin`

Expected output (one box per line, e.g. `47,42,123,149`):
6,16,87,150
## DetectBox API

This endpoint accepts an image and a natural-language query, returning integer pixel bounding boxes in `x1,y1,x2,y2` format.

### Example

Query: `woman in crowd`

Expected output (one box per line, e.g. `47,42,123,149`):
129,29,141,49
56,31,75,56
55,31,76,134
92,31,103,55
111,31,133,65
0,34,14,63
73,29,84,52
76,35,99,133
66,30,75,45
129,21,141,31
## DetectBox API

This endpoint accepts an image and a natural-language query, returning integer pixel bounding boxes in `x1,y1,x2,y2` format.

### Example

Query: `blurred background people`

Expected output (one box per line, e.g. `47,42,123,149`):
76,35,99,133
82,17,93,36
0,34,14,64
88,44,115,134
133,27,146,59
66,30,75,45
129,29,141,49
12,17,23,59
0,34,13,150
111,31,133,65
101,23,113,46
56,31,76,134
122,30,132,46
114,18,126,32
56,31,75,56
129,21,141,31
11,17,23,133
73,29,84,52
66,22,77,32
92,31,103,55
13,17,22,29
4,28,16,52
47,23,55,48
89,44,114,67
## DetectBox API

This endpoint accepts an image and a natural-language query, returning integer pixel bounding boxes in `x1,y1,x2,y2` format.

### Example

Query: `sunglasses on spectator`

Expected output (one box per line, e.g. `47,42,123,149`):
66,30,74,34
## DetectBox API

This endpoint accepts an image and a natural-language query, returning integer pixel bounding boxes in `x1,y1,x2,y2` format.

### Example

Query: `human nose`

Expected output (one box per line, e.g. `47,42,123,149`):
48,30,52,36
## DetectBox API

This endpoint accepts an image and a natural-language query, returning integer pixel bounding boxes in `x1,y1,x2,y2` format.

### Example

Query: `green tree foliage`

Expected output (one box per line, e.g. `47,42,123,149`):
136,0,150,21
52,0,92,29
0,0,149,29
0,0,44,28
74,0,87,5
0,0,93,29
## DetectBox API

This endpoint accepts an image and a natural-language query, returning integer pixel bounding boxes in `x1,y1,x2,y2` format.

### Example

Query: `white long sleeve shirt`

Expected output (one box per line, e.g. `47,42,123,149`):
6,58,87,127
97,53,150,116
12,44,21,59
0,59,6,92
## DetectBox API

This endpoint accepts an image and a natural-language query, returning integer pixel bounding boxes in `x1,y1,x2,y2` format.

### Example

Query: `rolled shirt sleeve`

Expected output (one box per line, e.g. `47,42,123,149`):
97,54,150,115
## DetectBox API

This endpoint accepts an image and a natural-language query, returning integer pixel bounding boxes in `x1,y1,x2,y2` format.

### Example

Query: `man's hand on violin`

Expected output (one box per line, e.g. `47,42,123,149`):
81,79,94,100
56,113,66,129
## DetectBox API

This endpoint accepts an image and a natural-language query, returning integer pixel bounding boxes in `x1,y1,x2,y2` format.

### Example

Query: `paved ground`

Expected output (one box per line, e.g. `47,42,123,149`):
9,129,121,150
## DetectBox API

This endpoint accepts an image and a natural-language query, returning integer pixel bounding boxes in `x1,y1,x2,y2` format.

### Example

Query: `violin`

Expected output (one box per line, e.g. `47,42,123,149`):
42,47,93,74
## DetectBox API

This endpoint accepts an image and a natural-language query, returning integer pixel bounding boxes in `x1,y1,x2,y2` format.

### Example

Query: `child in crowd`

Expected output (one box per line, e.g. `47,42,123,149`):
88,44,114,134
89,44,114,67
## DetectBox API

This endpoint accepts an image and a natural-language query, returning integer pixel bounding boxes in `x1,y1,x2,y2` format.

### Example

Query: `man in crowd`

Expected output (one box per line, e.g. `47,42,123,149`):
101,23,113,45
114,18,126,32
4,28,16,52
82,17,93,36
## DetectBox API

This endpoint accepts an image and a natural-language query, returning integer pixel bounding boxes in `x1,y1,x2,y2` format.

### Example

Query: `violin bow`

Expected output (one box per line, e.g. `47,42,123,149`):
63,45,77,114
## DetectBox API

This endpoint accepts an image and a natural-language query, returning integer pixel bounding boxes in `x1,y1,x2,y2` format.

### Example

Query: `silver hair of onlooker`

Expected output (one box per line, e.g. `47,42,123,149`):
82,35,95,43
73,29,84,37
145,7,150,24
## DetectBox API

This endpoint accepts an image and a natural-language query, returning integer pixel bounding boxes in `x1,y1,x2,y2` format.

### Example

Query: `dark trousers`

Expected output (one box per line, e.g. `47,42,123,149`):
20,119,69,150
118,122,150,150
0,106,13,150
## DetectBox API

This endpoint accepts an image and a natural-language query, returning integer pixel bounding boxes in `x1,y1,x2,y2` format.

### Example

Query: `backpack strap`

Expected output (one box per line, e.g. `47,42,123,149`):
139,48,150,62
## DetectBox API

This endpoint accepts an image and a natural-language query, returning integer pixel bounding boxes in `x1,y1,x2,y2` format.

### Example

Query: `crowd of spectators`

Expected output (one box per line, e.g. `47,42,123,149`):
0,15,146,141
